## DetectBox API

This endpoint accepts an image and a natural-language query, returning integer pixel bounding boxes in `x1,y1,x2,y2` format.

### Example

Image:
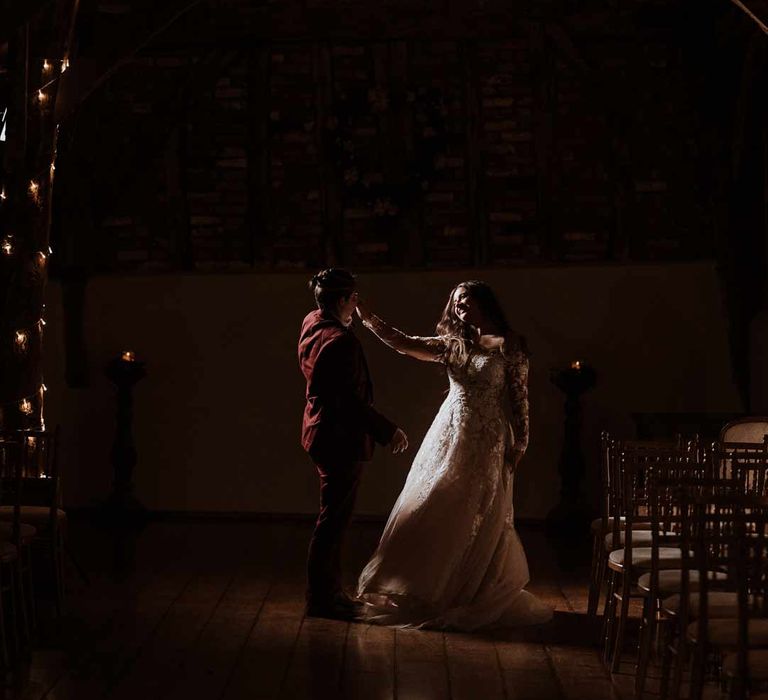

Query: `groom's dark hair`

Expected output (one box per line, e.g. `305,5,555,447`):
309,268,357,310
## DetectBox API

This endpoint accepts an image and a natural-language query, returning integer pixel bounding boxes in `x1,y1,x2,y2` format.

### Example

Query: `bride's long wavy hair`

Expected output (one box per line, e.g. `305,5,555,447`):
436,280,527,367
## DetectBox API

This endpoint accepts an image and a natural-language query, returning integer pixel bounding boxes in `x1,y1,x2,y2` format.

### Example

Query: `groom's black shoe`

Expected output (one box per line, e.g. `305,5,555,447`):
305,594,364,621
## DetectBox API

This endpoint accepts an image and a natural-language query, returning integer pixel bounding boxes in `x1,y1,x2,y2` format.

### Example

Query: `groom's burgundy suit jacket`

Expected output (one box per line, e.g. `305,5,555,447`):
299,309,397,463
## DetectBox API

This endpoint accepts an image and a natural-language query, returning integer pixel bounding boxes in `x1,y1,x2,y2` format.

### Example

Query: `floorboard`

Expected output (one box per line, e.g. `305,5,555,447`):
0,519,662,700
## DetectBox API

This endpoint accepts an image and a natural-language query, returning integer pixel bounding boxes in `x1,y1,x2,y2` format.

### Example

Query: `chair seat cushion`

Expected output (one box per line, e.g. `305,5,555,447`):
638,569,728,595
687,618,768,647
591,517,651,535
0,521,36,545
723,649,768,679
604,530,677,551
0,506,66,533
663,592,742,618
608,547,682,571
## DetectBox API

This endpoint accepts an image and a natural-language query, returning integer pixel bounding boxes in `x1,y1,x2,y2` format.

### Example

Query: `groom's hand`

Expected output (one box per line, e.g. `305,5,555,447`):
390,428,409,454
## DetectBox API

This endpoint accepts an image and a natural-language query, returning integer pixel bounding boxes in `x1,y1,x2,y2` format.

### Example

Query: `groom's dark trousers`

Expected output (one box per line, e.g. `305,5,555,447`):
299,309,397,605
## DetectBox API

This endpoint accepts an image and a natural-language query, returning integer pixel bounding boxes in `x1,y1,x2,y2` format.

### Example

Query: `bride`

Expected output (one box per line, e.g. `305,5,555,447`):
355,280,553,631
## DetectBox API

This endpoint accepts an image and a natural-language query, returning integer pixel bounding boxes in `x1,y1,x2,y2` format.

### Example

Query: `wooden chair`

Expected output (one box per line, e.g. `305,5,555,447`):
690,494,768,700
602,440,691,672
0,428,65,617
0,435,28,666
720,417,768,445
657,445,768,700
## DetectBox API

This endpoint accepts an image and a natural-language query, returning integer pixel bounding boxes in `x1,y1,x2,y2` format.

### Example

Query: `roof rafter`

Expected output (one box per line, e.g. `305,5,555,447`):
730,0,768,34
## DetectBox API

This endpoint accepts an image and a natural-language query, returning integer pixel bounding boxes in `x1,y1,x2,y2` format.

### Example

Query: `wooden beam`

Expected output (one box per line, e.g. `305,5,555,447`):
54,0,205,122
730,0,768,34
0,0,53,45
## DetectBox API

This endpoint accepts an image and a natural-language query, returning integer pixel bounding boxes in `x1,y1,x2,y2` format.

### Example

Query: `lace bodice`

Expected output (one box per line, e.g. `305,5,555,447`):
361,313,529,457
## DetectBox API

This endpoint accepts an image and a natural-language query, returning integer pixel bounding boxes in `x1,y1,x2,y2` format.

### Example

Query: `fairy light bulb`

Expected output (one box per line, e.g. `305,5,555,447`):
37,89,47,105
28,180,41,204
61,58,69,73
0,188,6,201
1,238,12,256
19,399,32,415
43,59,52,73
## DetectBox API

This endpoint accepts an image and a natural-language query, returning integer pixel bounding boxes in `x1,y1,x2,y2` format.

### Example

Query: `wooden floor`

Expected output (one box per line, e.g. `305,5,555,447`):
8,520,645,700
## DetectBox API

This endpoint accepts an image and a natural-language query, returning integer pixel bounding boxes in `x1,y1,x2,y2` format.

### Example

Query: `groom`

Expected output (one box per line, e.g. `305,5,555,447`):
298,268,408,620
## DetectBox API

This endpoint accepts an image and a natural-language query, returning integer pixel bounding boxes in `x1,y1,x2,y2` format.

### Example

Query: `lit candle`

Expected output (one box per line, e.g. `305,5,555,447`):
570,360,582,371
121,350,136,362
37,89,47,105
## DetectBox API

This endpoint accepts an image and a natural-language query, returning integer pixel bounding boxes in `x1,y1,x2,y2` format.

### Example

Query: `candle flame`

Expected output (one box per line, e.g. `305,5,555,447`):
570,360,582,371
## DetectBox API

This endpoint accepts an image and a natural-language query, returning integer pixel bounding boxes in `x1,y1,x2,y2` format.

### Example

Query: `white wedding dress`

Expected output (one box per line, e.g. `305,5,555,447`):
357,322,553,631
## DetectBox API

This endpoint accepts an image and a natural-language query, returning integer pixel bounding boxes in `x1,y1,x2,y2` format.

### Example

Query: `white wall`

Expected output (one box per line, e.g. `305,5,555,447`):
42,262,742,519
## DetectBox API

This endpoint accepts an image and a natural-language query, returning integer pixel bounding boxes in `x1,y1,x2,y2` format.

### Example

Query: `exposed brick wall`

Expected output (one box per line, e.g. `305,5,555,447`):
54,0,738,272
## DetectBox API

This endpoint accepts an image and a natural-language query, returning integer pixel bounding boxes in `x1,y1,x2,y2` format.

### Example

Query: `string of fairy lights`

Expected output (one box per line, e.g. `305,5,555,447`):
0,54,69,427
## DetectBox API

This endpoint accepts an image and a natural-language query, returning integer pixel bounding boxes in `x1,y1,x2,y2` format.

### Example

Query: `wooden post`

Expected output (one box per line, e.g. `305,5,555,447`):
0,1,79,430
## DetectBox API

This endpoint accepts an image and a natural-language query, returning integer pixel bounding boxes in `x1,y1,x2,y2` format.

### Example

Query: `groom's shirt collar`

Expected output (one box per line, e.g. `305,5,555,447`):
318,309,352,330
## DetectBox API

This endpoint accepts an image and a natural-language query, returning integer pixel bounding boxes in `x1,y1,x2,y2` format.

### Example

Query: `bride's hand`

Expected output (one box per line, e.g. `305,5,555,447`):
356,298,373,323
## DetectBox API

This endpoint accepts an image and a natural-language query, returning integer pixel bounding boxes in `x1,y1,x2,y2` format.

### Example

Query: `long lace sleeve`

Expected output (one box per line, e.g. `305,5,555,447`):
505,344,530,456
361,313,445,363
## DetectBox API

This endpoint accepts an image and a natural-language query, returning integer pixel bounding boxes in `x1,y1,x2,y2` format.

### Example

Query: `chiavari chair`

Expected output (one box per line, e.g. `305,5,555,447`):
589,433,658,618
0,434,27,665
603,439,690,672
0,428,64,618
688,493,768,700
719,417,768,446
657,443,768,700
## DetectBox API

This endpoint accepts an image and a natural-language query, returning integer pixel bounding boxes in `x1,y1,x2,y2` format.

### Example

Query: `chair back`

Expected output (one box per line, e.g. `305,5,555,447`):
610,439,690,566
719,417,768,445
691,493,768,699
0,429,60,540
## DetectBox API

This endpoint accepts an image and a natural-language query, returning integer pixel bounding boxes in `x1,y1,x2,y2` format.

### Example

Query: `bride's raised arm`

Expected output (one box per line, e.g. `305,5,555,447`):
357,304,445,363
